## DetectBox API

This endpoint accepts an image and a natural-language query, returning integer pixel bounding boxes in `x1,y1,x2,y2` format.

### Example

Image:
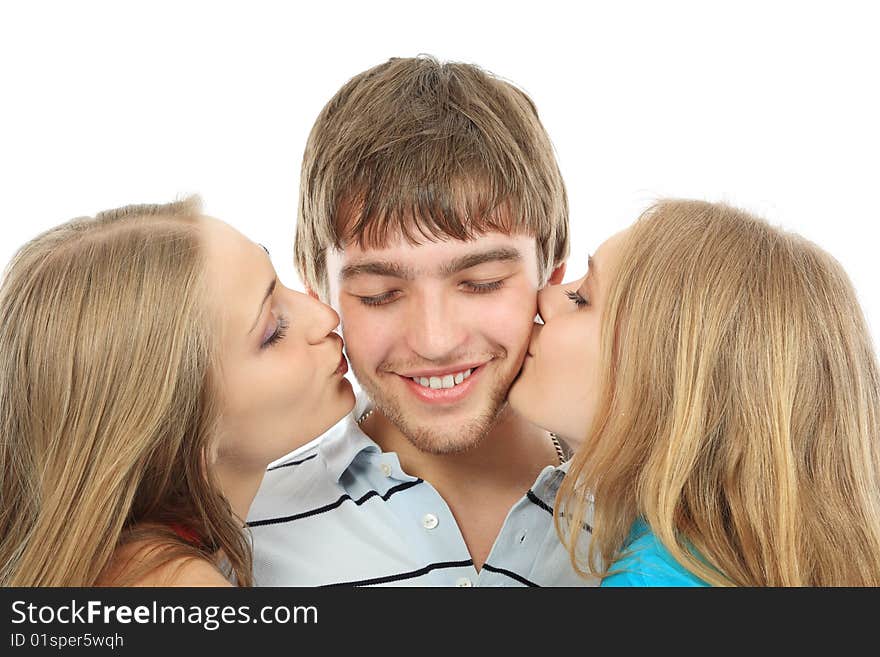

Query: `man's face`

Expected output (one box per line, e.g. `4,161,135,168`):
326,231,542,454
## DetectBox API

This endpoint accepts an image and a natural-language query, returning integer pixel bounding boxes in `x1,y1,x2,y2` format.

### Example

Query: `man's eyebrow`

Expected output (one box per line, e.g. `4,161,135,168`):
338,247,522,283
439,247,522,276
249,278,277,334
339,261,414,282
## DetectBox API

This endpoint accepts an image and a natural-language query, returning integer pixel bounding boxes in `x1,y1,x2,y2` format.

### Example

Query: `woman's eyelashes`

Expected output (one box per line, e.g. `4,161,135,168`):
356,279,507,307
261,315,289,348
565,289,590,307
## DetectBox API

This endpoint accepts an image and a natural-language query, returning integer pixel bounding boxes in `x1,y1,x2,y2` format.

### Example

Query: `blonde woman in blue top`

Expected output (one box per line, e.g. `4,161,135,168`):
509,199,880,586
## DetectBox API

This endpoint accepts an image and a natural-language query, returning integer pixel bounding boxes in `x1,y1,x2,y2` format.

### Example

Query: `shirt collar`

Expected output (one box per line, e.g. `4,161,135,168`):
528,459,569,506
319,404,382,482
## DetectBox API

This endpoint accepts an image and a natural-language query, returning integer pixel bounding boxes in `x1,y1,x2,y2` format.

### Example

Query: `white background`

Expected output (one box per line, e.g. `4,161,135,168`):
2,1,878,343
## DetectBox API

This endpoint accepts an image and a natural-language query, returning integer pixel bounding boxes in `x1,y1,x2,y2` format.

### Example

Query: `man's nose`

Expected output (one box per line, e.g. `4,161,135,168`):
404,292,467,361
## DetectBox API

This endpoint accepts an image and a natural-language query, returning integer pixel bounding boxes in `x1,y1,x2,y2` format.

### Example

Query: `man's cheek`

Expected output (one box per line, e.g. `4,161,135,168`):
487,306,538,345
480,290,536,322
342,323,388,365
338,304,369,340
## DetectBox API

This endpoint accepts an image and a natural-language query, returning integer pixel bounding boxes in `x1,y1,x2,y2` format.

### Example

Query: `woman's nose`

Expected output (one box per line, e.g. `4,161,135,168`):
537,276,583,323
536,283,563,323
302,292,341,343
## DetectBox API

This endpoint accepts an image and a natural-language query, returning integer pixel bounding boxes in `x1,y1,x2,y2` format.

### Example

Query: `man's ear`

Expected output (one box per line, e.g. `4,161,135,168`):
306,285,320,300
546,262,567,286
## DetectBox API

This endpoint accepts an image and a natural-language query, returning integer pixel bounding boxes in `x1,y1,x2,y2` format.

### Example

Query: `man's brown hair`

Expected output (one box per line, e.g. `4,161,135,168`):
295,55,570,299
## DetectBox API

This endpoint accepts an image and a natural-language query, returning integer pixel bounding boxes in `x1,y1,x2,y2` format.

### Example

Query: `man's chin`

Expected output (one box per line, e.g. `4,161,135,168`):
404,431,483,456
396,412,505,455
371,389,509,454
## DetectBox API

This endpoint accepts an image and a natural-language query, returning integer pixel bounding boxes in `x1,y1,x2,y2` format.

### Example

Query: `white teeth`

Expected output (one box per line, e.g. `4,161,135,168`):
411,368,475,389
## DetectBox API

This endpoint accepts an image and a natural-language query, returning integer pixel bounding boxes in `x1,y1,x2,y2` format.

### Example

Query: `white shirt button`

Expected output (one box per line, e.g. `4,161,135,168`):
455,577,473,587
422,513,439,530
380,463,392,477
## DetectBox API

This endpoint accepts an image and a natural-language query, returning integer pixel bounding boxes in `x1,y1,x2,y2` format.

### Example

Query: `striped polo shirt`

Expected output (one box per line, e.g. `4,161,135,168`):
247,396,597,587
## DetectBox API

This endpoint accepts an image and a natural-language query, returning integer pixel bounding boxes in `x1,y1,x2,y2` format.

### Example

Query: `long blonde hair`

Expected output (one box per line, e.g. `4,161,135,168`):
557,199,880,586
0,198,253,586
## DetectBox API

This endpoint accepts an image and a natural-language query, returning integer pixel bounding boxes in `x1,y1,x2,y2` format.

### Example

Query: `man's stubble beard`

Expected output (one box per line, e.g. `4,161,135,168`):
351,359,514,455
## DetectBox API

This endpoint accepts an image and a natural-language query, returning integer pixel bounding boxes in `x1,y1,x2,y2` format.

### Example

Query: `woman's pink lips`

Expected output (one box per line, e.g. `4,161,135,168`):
335,354,348,375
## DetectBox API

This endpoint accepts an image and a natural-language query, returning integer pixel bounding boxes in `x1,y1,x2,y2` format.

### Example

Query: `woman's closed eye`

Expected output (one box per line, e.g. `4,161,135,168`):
565,289,590,308
261,315,289,348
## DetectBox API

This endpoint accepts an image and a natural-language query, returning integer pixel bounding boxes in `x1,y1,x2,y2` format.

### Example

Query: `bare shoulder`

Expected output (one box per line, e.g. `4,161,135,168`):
98,539,232,587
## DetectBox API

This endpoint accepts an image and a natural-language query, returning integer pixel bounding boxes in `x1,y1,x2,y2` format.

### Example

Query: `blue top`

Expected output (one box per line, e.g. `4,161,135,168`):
600,518,709,587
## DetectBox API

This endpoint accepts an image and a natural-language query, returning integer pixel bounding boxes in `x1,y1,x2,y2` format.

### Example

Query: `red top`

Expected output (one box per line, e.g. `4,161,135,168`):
168,522,201,546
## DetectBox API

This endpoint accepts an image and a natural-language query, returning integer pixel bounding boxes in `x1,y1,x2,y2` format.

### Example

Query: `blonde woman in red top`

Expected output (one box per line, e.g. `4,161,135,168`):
0,197,355,586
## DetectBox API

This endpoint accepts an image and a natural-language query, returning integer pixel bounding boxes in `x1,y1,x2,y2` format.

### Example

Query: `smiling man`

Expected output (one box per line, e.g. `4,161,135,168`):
247,56,595,586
